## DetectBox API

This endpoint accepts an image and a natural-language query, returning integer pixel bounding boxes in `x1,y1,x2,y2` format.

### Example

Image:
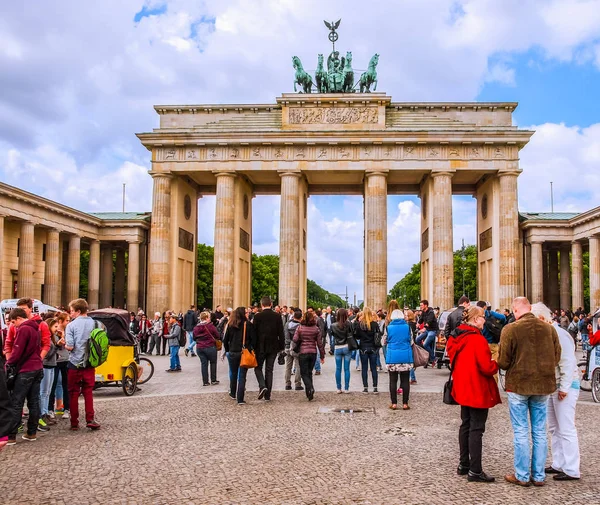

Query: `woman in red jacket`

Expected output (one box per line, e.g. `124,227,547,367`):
446,305,501,484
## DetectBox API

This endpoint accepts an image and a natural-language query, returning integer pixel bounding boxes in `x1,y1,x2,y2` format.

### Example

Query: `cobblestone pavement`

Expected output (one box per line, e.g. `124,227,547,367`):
1,350,599,505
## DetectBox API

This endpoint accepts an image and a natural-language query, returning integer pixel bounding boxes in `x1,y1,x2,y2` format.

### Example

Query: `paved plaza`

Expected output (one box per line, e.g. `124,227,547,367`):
1,353,599,505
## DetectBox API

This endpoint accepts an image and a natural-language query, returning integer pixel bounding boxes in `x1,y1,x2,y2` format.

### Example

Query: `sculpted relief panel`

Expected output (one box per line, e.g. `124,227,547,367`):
288,107,378,124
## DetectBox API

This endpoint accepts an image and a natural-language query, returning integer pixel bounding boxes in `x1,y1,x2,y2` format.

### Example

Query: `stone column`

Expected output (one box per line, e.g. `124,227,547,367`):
18,221,35,298
498,172,521,310
213,173,236,309
65,235,81,303
127,241,140,311
431,172,453,310
88,240,100,309
279,172,301,307
571,241,584,310
548,249,559,310
114,248,126,308
590,236,600,312
147,174,172,314
100,245,113,308
44,229,60,307
530,241,544,303
559,245,571,311
364,171,388,311
0,216,4,299
542,247,549,304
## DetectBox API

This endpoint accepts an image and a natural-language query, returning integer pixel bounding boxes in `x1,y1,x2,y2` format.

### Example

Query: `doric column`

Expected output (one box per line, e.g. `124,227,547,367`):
530,241,544,303
65,235,81,303
18,221,35,298
279,172,302,308
114,248,126,308
542,247,549,304
571,241,584,310
431,172,453,310
590,236,600,312
497,171,520,309
364,171,388,311
88,240,101,309
548,249,559,310
44,229,60,307
147,174,172,314
0,216,4,299
100,245,113,308
213,173,236,309
559,245,571,311
127,241,140,311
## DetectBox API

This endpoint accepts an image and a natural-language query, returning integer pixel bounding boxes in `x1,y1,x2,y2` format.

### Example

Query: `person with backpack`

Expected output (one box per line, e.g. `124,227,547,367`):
476,301,506,365
5,308,45,444
65,298,100,431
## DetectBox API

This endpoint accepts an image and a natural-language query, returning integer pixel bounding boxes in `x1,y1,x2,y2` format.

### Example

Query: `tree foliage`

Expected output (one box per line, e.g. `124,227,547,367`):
307,279,345,309
251,254,279,304
388,244,478,309
197,243,214,309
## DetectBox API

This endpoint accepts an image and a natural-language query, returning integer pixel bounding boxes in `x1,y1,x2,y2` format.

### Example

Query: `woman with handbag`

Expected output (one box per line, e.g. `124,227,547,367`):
223,307,255,405
292,311,325,401
330,308,356,394
354,307,380,394
384,309,413,410
193,311,221,386
446,306,500,483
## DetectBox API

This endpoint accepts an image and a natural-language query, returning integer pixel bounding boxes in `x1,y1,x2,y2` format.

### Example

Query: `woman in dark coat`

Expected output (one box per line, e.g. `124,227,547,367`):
446,306,501,483
292,311,325,401
223,307,255,405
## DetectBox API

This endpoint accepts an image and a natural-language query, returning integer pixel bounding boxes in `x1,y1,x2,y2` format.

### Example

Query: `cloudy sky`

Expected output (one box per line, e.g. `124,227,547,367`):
1,0,600,300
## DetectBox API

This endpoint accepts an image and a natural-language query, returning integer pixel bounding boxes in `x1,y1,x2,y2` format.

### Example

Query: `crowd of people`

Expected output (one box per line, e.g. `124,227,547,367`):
2,291,599,490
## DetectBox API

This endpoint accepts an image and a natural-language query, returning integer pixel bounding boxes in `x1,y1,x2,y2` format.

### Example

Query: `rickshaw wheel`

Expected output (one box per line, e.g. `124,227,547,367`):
578,360,592,392
137,357,155,385
122,363,138,396
592,368,600,403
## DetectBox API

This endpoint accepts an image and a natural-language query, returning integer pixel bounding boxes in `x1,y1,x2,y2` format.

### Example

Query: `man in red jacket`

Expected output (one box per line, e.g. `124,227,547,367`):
6,308,44,445
3,298,51,360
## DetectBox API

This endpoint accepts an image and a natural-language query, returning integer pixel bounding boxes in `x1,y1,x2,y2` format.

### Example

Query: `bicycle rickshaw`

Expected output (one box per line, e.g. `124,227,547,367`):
89,308,154,396
579,308,600,403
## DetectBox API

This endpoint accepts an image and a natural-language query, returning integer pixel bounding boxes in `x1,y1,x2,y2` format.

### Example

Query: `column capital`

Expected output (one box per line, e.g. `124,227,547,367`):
529,240,543,245
128,239,142,245
277,171,302,179
365,170,389,178
430,170,455,178
213,171,237,179
149,171,174,179
497,169,522,178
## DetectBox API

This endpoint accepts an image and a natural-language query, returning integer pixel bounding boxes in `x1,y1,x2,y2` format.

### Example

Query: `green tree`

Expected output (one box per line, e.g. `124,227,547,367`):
251,254,279,304
197,244,214,309
307,279,345,309
389,244,478,308
79,250,90,299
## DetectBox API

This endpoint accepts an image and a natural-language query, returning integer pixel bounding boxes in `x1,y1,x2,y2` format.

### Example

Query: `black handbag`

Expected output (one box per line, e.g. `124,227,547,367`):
347,334,359,351
5,364,18,391
443,347,462,405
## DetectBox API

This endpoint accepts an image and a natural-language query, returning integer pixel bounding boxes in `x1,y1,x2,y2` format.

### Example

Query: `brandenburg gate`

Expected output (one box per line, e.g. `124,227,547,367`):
137,92,533,314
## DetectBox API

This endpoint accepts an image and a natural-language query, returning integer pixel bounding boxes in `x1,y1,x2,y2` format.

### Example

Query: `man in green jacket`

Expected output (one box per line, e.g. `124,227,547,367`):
497,297,561,487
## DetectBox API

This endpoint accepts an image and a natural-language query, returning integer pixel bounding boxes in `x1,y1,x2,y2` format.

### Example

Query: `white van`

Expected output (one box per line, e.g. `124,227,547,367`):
0,299,59,333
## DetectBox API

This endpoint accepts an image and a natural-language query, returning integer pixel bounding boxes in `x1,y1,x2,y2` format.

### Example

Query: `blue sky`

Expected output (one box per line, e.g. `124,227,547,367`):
1,0,600,299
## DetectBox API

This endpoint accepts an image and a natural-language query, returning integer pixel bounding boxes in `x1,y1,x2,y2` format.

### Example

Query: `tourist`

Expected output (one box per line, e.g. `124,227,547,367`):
416,300,438,366
183,305,198,358
165,314,183,372
354,306,380,394
49,312,70,420
65,298,100,431
559,309,570,330
445,296,470,338
476,301,506,364
137,313,151,354
497,297,561,487
216,308,232,339
252,296,285,401
504,308,516,324
292,310,325,401
446,306,500,483
313,308,326,374
0,351,12,450
530,303,581,481
211,305,224,327
331,308,353,393
39,318,58,426
223,307,254,405
325,306,336,354
405,309,418,384
193,311,221,386
284,308,303,391
161,311,170,355
3,297,51,361
384,309,413,410
6,308,45,444
147,312,163,356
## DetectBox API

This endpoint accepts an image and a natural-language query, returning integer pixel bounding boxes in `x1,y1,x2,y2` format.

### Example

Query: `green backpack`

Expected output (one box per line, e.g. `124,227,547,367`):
86,324,110,368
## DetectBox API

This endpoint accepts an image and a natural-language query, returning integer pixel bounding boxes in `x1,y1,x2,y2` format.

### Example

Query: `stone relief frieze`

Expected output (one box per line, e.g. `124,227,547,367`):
155,143,515,163
288,107,379,124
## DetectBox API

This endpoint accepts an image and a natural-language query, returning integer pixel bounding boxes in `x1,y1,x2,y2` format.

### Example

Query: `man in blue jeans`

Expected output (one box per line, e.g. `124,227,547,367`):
417,300,438,365
497,297,561,487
